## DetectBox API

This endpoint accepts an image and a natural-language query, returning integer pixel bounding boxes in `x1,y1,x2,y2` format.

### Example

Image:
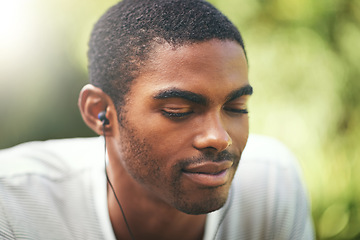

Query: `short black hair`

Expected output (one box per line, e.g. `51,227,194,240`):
88,0,246,112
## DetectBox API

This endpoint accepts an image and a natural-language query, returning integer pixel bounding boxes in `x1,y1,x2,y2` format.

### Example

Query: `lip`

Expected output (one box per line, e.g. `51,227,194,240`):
182,161,233,187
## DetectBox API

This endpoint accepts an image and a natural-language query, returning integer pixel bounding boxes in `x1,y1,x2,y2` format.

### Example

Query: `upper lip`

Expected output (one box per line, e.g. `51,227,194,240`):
182,161,233,175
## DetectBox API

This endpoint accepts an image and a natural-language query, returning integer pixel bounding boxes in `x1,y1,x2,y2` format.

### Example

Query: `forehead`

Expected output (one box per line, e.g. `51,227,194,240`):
130,39,249,99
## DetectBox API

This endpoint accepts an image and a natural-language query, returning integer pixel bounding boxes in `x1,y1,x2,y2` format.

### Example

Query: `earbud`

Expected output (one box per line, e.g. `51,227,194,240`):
98,111,109,125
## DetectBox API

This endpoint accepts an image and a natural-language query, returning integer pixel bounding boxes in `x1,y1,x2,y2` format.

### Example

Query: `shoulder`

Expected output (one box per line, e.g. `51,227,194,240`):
233,134,308,205
235,134,304,187
241,134,299,169
0,137,103,179
234,134,307,198
222,134,314,239
0,137,109,239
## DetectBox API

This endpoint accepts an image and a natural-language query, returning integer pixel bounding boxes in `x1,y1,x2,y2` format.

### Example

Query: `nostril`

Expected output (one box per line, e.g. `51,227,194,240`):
193,132,232,152
192,114,232,152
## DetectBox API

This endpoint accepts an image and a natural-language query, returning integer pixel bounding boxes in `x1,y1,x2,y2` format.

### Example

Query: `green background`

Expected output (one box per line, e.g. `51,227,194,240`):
0,0,359,239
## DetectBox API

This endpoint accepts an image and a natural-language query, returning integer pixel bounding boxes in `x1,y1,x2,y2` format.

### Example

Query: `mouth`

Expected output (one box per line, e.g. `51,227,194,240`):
182,161,233,187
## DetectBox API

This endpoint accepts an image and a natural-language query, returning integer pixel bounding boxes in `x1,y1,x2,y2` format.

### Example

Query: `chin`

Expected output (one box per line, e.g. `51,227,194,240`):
173,190,230,215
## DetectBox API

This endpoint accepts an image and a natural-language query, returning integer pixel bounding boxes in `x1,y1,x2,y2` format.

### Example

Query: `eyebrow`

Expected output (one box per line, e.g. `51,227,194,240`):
153,88,208,105
226,85,253,102
153,84,253,105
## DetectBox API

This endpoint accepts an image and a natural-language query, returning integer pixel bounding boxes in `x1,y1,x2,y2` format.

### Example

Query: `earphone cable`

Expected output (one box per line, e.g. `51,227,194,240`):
103,125,135,240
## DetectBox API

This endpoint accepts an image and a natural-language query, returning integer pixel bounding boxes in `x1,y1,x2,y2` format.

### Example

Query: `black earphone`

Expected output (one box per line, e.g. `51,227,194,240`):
97,111,226,240
98,111,135,240
98,111,109,126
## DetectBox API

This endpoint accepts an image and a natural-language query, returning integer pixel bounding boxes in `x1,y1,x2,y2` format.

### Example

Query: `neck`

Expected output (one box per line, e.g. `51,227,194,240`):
106,162,207,240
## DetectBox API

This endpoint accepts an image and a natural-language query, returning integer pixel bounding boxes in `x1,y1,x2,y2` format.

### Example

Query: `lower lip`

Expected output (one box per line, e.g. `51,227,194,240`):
182,169,230,187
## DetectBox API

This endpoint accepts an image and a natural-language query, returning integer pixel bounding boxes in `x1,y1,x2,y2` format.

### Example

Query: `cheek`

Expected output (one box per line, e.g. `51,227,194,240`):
137,116,195,155
118,128,168,190
118,125,185,200
228,117,249,151
118,118,181,172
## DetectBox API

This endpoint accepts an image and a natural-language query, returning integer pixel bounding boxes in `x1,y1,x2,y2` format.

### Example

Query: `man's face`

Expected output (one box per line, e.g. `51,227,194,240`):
115,39,251,214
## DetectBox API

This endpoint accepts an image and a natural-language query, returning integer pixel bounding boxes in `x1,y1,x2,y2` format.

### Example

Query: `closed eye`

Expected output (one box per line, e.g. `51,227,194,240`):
161,107,194,119
224,108,248,114
223,95,250,115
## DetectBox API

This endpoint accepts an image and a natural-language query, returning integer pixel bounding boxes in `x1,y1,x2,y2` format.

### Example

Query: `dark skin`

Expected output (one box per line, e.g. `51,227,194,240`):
79,39,251,240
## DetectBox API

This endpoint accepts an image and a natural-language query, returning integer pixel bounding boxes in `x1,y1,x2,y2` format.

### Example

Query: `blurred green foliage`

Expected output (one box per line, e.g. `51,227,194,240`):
0,0,359,239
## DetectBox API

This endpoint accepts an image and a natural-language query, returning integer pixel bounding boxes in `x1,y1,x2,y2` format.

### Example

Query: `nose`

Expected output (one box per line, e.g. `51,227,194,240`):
193,113,232,152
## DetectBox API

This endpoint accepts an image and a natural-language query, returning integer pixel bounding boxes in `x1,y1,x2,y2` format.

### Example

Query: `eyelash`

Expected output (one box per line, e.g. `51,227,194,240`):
161,108,248,119
161,110,193,118
224,108,249,114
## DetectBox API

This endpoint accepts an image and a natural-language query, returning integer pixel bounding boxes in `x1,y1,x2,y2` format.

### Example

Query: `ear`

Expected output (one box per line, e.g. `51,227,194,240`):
78,84,118,136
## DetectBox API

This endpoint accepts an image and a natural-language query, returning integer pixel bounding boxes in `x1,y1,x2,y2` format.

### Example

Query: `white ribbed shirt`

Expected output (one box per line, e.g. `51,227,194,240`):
0,135,314,239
